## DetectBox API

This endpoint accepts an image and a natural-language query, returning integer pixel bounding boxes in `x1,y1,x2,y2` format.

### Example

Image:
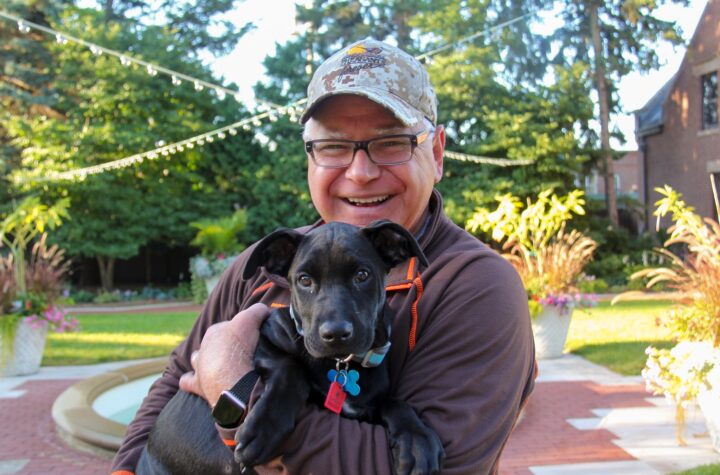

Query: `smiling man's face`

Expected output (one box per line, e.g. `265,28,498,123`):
304,95,445,234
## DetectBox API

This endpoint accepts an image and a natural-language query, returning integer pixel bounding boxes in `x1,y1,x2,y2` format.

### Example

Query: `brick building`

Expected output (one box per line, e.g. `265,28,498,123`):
635,0,720,229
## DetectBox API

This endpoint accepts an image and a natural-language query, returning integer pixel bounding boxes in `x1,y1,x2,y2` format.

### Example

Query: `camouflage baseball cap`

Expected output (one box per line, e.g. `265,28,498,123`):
300,38,437,127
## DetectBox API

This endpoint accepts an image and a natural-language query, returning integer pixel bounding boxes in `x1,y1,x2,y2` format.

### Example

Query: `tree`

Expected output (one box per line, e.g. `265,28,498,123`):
410,0,595,223
545,0,687,226
2,5,262,289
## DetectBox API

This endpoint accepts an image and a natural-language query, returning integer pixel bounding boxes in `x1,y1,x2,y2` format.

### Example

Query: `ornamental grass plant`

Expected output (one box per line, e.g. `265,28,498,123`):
466,189,598,317
619,186,720,444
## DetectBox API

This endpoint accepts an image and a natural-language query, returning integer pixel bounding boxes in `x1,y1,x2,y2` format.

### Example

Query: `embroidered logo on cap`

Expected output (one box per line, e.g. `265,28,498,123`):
340,44,386,75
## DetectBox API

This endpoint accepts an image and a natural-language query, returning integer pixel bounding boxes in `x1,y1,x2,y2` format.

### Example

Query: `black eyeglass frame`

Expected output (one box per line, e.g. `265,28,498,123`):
304,129,433,169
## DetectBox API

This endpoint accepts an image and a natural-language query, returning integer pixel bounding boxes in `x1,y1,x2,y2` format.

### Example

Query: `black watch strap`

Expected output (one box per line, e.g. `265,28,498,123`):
212,370,259,427
228,369,259,402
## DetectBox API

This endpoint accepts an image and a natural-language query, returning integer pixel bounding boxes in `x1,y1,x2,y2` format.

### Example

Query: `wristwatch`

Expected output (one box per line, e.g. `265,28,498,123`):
212,370,259,428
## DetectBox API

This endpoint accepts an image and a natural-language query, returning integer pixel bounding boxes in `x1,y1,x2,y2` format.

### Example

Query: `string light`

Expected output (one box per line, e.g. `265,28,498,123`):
0,10,286,115
443,150,534,166
2,8,538,184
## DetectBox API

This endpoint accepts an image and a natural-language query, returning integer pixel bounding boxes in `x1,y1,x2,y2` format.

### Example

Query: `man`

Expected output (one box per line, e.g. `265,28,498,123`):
112,38,535,474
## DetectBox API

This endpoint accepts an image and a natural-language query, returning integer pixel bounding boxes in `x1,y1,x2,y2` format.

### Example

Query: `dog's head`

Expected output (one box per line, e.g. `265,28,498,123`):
243,220,428,359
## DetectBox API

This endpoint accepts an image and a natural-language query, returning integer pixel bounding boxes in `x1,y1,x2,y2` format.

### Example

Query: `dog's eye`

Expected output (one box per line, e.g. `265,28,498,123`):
297,274,313,287
354,269,369,283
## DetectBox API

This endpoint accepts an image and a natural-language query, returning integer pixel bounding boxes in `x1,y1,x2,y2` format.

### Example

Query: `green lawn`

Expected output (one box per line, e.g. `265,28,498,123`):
672,463,720,475
565,299,676,375
45,299,680,371
43,311,198,365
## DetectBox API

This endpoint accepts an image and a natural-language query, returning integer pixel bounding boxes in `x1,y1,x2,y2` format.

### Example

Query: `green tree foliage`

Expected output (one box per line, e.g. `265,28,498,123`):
541,0,688,225
1,4,261,289
409,0,595,223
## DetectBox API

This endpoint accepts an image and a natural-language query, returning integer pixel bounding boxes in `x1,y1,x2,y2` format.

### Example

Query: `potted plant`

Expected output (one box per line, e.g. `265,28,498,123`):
467,189,598,359
0,197,77,376
623,186,720,451
189,209,248,301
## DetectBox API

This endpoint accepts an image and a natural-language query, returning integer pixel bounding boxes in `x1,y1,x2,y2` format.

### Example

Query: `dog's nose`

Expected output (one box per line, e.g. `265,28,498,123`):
319,321,353,343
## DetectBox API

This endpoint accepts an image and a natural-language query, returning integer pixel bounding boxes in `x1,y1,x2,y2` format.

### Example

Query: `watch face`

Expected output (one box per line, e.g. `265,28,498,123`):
212,392,245,427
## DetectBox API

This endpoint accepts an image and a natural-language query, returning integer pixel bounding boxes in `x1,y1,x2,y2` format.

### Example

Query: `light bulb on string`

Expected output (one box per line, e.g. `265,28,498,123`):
230,128,239,135
55,34,68,45
206,136,214,143
242,124,251,131
194,81,204,91
17,21,30,33
187,143,194,149
215,89,226,100
147,65,158,76
218,132,226,139
171,75,182,86
252,118,262,127
90,45,103,56
120,55,132,66
197,138,205,145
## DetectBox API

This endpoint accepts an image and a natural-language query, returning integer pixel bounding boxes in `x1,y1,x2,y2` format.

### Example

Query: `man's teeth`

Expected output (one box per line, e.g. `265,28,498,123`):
347,196,388,205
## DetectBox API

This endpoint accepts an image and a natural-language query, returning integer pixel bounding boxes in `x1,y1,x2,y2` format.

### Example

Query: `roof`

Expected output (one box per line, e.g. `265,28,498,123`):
634,75,676,137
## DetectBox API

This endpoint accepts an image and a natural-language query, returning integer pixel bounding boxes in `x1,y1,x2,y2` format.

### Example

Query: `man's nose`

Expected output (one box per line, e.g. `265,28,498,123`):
345,148,381,183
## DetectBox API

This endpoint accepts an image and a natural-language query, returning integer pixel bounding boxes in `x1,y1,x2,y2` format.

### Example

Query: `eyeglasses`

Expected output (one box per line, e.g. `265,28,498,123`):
304,129,433,168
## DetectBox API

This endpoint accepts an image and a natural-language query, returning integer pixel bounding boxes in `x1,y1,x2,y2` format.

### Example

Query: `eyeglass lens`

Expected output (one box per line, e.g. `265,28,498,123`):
310,135,415,167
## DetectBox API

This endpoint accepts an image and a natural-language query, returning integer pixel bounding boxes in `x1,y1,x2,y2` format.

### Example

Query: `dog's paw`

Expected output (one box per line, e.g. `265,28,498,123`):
234,412,294,469
388,425,445,475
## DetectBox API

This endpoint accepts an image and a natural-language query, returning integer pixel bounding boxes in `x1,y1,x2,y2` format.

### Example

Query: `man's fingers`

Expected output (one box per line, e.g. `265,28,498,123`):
179,371,202,397
229,303,269,333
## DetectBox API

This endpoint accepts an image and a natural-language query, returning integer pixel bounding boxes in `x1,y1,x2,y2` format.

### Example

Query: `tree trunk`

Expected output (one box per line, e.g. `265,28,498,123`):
589,3,619,227
97,256,115,291
145,245,152,285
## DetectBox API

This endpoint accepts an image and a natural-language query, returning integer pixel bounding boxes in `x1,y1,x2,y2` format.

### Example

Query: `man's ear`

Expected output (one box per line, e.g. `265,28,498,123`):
361,220,429,270
243,228,305,279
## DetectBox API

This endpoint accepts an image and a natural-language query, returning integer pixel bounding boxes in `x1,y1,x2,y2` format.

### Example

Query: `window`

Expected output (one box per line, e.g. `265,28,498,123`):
702,72,718,129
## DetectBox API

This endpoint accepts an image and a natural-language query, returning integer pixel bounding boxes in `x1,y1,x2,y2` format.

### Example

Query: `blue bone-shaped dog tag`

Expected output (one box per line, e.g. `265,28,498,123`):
327,369,361,396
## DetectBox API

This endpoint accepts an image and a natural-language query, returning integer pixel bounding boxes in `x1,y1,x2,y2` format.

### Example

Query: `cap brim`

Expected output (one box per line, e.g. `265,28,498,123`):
300,87,425,127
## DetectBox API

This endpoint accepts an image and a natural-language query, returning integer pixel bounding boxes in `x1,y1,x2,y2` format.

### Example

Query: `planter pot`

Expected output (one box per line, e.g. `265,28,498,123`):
698,388,720,453
0,318,49,377
204,276,221,296
531,305,573,359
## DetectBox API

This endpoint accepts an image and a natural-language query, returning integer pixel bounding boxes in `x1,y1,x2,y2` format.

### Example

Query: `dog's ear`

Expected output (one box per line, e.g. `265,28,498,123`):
361,220,429,269
243,228,305,279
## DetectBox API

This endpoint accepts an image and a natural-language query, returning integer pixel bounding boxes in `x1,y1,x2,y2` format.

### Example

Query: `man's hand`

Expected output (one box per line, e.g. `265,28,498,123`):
179,303,269,407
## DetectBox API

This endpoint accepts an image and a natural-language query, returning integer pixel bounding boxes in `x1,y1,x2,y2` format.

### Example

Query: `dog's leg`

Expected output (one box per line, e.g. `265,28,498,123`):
234,353,310,469
379,399,445,475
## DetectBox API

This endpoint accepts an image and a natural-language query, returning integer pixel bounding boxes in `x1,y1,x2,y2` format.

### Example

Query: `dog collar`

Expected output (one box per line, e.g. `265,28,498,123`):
289,306,304,336
350,342,391,368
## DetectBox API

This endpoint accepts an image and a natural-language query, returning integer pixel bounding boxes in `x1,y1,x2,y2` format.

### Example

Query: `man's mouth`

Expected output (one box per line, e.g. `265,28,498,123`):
345,195,390,207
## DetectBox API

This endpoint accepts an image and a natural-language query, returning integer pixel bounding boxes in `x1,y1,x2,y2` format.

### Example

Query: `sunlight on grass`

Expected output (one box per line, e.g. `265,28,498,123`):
566,299,676,375
42,311,197,366
50,332,185,346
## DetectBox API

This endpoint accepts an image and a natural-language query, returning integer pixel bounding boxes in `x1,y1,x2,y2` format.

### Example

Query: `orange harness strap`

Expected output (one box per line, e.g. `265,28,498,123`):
408,273,424,352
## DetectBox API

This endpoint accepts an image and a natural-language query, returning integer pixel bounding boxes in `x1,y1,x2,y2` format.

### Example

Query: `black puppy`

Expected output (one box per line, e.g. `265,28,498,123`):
138,220,444,475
